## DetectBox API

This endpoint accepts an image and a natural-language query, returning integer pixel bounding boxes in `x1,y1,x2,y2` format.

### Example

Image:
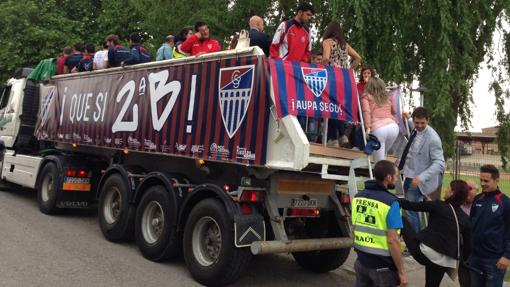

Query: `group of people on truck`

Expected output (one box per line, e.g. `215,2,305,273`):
52,2,400,163
56,33,151,74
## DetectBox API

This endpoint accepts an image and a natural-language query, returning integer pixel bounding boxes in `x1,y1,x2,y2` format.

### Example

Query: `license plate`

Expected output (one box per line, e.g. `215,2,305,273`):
291,198,318,208
63,177,91,192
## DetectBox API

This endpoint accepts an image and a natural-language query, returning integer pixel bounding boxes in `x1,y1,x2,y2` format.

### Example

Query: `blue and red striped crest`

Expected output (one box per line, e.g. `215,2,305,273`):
218,65,254,138
269,59,359,122
302,67,328,98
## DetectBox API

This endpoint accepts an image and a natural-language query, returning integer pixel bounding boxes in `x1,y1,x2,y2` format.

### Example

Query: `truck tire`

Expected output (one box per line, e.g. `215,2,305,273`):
183,198,252,286
135,185,179,261
98,174,135,242
37,162,60,214
292,216,351,273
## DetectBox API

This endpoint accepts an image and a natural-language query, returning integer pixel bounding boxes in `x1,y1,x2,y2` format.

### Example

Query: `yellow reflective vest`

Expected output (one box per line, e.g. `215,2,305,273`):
352,185,400,257
173,47,187,59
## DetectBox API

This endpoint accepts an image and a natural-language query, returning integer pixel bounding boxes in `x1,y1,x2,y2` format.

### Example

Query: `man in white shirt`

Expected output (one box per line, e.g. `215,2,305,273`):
93,41,109,70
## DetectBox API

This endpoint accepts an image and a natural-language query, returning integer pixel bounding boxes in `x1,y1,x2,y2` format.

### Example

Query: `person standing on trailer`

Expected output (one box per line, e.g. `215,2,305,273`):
179,21,222,56
248,16,271,56
320,20,362,148
122,33,151,66
105,34,131,68
270,2,314,63
360,78,399,162
156,35,175,61
63,43,83,74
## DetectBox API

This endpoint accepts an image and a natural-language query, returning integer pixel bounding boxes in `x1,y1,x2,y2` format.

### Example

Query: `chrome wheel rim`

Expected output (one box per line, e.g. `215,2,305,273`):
192,216,222,266
141,201,165,244
41,173,53,202
103,187,122,225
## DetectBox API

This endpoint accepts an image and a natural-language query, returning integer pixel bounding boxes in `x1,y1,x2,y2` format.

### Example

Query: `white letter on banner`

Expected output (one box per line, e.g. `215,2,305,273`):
60,88,67,125
148,70,181,131
83,93,92,121
112,80,138,133
93,93,103,122
69,94,77,124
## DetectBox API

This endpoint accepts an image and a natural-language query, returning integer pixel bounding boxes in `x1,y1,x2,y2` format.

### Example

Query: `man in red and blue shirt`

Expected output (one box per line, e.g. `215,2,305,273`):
470,164,510,286
56,46,72,75
122,32,151,66
73,43,95,73
105,34,131,68
63,43,83,74
270,2,314,63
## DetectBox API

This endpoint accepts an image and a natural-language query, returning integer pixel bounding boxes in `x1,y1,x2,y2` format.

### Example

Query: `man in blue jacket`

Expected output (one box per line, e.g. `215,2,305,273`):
248,16,271,56
122,33,151,66
470,164,510,286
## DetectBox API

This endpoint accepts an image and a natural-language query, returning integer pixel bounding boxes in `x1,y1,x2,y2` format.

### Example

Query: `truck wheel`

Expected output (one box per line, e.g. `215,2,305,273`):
98,174,135,241
183,198,252,286
37,162,60,214
135,185,179,261
292,216,351,273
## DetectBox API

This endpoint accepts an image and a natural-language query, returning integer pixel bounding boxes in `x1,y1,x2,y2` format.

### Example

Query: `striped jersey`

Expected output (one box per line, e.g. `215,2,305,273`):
270,19,311,63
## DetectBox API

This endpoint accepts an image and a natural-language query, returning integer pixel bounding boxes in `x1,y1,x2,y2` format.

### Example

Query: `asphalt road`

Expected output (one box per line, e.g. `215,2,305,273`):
0,188,355,287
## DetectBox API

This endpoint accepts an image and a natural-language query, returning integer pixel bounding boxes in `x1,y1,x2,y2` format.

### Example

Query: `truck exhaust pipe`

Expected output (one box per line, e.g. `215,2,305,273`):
250,237,353,255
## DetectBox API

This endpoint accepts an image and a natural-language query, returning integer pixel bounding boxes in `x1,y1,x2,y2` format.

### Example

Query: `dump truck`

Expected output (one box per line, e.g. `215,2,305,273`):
0,47,371,286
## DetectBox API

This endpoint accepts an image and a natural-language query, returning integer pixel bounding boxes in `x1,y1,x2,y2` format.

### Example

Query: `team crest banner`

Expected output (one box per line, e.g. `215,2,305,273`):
268,59,359,122
35,56,270,166
218,65,254,139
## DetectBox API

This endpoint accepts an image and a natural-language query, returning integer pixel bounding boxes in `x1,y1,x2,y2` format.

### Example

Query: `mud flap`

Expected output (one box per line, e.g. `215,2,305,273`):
234,214,266,247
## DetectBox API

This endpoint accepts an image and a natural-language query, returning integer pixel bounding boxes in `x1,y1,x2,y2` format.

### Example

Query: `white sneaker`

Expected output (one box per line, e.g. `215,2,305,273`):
327,139,340,148
339,135,349,145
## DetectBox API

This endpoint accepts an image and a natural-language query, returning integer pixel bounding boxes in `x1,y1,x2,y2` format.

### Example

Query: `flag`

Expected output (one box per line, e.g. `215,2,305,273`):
268,59,358,122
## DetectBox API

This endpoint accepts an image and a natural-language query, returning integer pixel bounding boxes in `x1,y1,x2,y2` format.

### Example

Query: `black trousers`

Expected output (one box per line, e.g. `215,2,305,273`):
402,218,450,287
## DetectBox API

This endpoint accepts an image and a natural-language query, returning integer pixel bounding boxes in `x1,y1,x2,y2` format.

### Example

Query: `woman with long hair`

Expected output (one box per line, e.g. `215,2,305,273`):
400,180,472,287
361,78,398,162
321,21,361,68
321,21,361,147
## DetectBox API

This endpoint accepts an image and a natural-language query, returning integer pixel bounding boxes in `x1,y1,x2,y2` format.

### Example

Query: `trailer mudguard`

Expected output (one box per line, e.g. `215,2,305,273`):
132,171,180,207
97,164,144,202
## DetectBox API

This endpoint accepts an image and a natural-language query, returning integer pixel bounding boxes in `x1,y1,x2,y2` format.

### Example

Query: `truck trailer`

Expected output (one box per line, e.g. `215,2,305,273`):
0,47,370,286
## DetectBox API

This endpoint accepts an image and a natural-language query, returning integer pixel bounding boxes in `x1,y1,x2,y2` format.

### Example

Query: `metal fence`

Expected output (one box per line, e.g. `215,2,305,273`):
447,138,510,191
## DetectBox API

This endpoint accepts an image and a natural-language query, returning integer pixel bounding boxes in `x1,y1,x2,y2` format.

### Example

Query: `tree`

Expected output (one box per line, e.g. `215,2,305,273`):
1,0,510,165
330,0,510,159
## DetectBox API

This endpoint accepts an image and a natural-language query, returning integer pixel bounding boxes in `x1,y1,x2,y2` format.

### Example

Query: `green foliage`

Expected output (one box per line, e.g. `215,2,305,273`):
1,0,510,164
329,0,509,159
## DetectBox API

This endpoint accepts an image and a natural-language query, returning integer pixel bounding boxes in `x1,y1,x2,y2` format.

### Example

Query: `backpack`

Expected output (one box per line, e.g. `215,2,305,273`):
131,45,151,64
109,45,131,67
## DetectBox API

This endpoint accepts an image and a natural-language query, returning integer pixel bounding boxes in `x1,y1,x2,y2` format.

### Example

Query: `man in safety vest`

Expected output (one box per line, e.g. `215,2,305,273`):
352,160,408,286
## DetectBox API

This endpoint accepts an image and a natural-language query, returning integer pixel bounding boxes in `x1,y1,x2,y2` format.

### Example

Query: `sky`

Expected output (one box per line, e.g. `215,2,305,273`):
401,27,508,133
459,26,509,132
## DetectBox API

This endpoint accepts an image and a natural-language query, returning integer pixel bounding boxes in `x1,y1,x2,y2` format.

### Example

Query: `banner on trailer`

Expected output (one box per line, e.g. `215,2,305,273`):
268,59,359,122
35,56,271,166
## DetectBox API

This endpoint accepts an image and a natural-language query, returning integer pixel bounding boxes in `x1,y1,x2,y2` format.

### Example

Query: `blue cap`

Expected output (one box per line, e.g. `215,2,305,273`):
364,134,381,155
